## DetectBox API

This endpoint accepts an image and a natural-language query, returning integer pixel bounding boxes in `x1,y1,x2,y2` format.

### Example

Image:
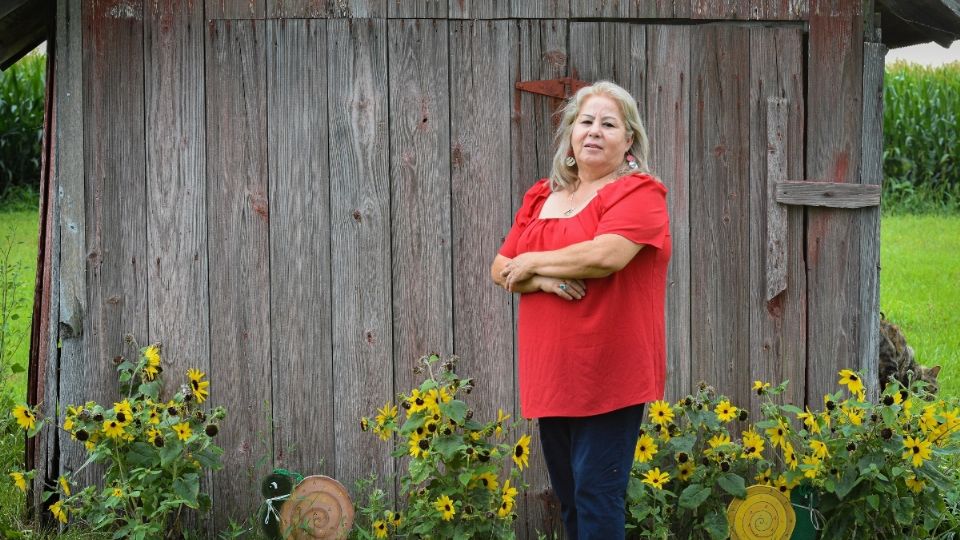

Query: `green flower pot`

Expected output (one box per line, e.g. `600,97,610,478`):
790,486,821,540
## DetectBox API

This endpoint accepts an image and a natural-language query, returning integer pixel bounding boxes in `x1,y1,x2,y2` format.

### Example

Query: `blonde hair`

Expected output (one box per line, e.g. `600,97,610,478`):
549,80,651,192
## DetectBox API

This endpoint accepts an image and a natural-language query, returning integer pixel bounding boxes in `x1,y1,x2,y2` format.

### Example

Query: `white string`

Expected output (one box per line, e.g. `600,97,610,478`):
262,492,291,525
792,493,826,531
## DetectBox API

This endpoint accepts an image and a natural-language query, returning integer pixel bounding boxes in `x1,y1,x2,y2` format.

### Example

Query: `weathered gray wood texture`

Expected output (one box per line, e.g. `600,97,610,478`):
805,0,866,405
776,182,882,208
42,7,882,536
204,19,273,528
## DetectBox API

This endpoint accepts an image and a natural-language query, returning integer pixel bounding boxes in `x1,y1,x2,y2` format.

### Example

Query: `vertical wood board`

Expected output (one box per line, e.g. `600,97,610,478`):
645,24,691,402
748,27,806,419
206,0,265,18
205,19,272,528
144,0,210,412
80,2,149,491
449,0,510,18
388,18,453,398
327,17,395,491
388,0,447,18
805,2,864,406
51,0,85,509
858,41,885,402
689,25,752,407
266,18,336,477
511,19,567,538
511,0,569,18
267,0,388,18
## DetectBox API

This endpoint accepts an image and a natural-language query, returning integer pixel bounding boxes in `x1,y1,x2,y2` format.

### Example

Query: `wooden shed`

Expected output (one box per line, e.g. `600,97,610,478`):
6,0,958,535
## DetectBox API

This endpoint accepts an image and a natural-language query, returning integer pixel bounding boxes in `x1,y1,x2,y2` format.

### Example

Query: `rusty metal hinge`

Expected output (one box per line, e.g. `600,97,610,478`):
515,76,589,99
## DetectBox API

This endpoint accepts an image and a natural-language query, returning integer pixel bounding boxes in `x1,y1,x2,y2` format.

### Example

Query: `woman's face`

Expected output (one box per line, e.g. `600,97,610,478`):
570,95,633,176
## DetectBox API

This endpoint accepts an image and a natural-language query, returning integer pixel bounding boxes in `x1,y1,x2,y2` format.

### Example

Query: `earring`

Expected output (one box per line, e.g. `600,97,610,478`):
626,154,639,169
564,155,576,167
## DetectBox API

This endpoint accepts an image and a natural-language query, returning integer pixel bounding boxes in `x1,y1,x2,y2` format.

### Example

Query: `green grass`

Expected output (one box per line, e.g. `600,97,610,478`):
880,214,960,398
1,210,37,402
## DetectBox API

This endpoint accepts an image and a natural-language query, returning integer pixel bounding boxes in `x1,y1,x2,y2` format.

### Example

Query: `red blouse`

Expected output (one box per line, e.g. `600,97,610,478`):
499,173,671,418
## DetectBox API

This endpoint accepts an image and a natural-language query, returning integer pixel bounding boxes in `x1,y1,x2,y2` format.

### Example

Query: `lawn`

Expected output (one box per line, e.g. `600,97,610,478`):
880,214,960,398
0,210,36,402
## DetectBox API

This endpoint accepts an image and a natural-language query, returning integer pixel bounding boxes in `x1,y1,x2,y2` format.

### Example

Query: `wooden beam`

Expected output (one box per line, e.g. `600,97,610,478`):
775,181,880,208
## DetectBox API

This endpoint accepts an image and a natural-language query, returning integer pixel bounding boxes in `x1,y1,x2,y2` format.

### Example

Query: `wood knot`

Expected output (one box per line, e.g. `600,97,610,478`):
352,210,362,222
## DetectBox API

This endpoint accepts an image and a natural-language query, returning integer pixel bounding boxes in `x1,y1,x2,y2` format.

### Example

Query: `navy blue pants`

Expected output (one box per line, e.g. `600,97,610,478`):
539,404,645,540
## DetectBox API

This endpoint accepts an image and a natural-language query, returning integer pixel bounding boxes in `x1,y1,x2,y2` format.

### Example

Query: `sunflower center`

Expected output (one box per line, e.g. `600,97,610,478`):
515,446,524,457
913,446,921,454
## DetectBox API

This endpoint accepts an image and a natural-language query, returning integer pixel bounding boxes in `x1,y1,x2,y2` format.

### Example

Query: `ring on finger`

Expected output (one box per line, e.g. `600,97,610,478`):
558,282,568,291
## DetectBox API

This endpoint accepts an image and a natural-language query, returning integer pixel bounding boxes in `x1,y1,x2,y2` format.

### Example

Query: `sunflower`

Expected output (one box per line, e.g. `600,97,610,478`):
707,433,731,451
497,497,514,518
375,403,398,427
648,400,674,426
641,467,670,489
677,461,696,481
433,494,456,521
408,430,429,459
389,510,402,527
171,422,192,442
113,400,134,425
714,400,738,423
634,434,657,463
502,479,518,503
495,408,510,438
50,500,68,523
905,475,925,494
372,520,388,539
187,369,210,404
11,405,36,431
513,434,531,470
406,389,428,414
801,455,822,479
773,475,794,497
838,369,865,399
797,407,821,434
741,430,765,460
9,472,26,492
143,344,161,380
783,442,798,470
755,468,772,485
809,439,830,459
903,435,933,468
841,404,864,426
59,475,71,496
475,472,499,492
111,487,124,498
753,380,771,395
102,419,126,439
919,405,939,434
765,419,789,448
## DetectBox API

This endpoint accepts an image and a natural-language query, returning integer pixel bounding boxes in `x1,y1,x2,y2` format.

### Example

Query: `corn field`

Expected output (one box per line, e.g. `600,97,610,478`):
0,51,46,203
883,61,960,214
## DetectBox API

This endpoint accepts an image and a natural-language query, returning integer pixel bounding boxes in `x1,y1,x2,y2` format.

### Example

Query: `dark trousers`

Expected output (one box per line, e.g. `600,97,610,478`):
539,404,645,540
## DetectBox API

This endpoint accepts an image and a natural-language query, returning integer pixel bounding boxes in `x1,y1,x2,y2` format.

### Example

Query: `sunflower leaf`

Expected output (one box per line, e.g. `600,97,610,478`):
138,381,160,400
703,510,729,540
439,400,467,424
126,442,159,468
172,473,200,508
678,484,711,509
666,434,696,455
458,471,473,486
716,473,747,498
159,440,183,467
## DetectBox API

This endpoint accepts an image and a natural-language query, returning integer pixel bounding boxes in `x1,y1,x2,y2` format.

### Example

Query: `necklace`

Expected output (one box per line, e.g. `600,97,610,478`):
563,181,581,216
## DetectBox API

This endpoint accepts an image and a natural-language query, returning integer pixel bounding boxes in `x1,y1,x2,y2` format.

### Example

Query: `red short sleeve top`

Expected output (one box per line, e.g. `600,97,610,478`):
499,173,671,418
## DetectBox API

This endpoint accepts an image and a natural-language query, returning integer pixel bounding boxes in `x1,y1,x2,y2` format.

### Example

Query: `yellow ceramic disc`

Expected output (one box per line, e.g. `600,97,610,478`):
727,484,796,540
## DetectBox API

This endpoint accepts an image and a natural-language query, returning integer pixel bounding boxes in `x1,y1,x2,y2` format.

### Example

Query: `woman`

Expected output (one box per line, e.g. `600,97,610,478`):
490,81,670,539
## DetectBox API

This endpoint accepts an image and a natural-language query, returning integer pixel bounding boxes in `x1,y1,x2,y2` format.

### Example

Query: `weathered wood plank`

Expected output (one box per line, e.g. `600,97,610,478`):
205,19,272,528
206,0,265,19
805,0,864,406
569,0,629,18
388,0,446,18
568,22,598,82
266,18,335,479
327,17,395,492
646,24,691,402
765,98,788,301
511,0,568,18
143,2,210,531
388,17,453,405
690,25,751,409
690,0,750,19
511,19,567,539
570,22,644,102
47,0,84,513
859,41,886,402
748,26,806,421
80,0,148,477
775,182,881,208
144,0,209,424
450,17,514,442
267,0,387,18
449,0,509,18
636,0,691,17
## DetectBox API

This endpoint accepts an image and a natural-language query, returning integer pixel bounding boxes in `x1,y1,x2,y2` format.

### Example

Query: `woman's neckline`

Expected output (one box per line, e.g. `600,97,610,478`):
536,173,636,220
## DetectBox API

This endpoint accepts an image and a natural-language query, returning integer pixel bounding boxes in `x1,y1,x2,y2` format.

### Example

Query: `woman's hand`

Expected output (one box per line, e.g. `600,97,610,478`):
534,276,587,301
501,253,538,291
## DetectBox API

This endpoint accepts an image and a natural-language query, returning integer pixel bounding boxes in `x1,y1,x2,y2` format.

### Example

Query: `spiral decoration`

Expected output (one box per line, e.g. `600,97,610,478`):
278,475,355,539
727,484,796,540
